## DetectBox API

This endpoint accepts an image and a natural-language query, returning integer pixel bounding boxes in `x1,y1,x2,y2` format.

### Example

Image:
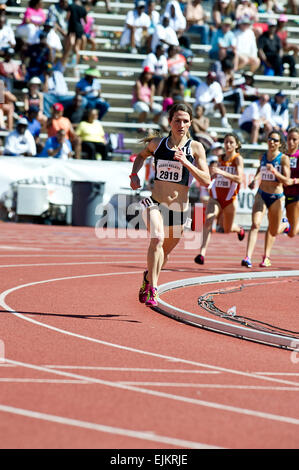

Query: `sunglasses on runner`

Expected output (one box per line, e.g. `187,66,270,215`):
268,137,280,142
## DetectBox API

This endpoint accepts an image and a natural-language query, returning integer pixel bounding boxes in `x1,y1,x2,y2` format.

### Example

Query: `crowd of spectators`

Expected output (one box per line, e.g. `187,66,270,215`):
0,0,298,160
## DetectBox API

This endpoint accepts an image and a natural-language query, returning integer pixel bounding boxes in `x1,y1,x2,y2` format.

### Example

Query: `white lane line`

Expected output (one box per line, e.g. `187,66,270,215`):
0,378,88,384
4,358,299,427
44,366,220,373
0,403,218,449
1,272,299,389
119,382,299,391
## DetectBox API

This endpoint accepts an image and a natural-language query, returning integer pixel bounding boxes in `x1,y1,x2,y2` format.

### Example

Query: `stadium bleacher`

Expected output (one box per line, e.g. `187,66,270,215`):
1,0,299,162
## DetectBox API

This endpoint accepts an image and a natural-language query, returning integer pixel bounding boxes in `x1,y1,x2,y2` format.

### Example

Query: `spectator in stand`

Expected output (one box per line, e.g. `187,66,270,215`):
167,44,201,90
150,14,179,53
24,76,47,129
257,18,296,77
0,84,17,131
76,67,109,120
47,0,68,42
209,17,237,66
276,14,299,57
4,117,36,156
238,71,259,102
76,108,109,160
164,0,187,39
42,18,63,58
234,16,260,73
145,1,160,52
291,100,299,127
142,44,168,95
194,71,230,128
0,47,25,92
62,0,87,66
191,104,214,150
162,71,185,104
81,3,98,62
238,94,273,144
0,11,16,54
132,66,162,132
119,0,151,53
25,105,41,139
64,94,86,125
24,31,52,81
47,102,81,158
269,91,289,134
16,0,46,46
235,0,258,23
211,0,236,30
217,57,244,113
38,128,72,159
184,0,210,45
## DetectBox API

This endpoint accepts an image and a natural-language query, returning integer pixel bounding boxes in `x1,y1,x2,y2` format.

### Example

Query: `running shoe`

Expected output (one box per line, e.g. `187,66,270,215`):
145,286,158,307
194,254,205,265
282,217,291,234
139,270,149,303
241,256,252,268
259,256,271,267
238,227,245,241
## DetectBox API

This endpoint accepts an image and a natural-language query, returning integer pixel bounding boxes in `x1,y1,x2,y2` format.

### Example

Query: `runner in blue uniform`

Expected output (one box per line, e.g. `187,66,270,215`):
129,102,210,307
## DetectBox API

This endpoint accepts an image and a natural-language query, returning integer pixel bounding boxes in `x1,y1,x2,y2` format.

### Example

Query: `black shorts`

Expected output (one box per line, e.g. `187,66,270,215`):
285,194,299,207
140,196,189,227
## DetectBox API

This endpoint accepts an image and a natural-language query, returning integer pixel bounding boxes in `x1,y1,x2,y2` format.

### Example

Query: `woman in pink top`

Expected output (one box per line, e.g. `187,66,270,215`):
132,66,162,132
16,0,46,44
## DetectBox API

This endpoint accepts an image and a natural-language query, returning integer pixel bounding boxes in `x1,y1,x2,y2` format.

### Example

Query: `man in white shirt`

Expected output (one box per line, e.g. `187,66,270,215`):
4,117,36,156
239,94,273,144
150,14,179,53
234,16,260,73
142,44,168,94
194,71,230,128
119,0,151,53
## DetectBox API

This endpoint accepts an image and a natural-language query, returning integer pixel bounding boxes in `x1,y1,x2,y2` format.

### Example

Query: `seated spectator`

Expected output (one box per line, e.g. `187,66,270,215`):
162,72,185,104
238,71,259,102
276,14,299,57
270,91,289,133
146,1,160,52
0,12,16,53
142,44,168,95
25,105,41,139
235,0,258,23
234,16,260,73
164,0,187,39
238,94,273,144
150,14,179,53
191,104,214,150
24,31,53,81
64,94,86,125
76,68,109,120
0,85,17,130
216,58,244,113
132,66,162,131
38,128,72,159
76,108,109,160
212,0,236,30
194,71,230,128
0,47,25,92
47,102,80,158
209,17,236,65
43,18,63,58
4,117,36,156
15,0,46,46
257,18,296,77
119,0,151,53
24,76,47,129
47,0,68,41
61,0,87,66
167,44,201,90
184,0,210,45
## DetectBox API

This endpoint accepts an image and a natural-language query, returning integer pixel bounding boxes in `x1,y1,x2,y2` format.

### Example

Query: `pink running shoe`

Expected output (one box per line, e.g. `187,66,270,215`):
145,286,158,307
139,270,149,303
259,256,271,267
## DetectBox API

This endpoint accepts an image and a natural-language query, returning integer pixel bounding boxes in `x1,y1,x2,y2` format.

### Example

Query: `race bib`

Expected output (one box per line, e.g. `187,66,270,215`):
260,165,279,181
156,160,183,182
215,175,230,188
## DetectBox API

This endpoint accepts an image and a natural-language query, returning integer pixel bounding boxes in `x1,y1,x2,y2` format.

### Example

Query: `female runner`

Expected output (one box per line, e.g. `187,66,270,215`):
129,102,210,307
194,133,245,265
241,130,290,268
284,127,299,237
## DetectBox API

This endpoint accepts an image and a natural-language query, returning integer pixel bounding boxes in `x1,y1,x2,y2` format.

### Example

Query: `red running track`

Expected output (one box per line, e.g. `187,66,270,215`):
0,221,298,449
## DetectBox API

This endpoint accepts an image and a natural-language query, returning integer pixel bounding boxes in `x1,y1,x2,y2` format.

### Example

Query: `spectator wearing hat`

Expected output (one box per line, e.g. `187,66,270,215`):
47,102,80,158
119,1,151,53
132,66,162,131
38,128,72,159
276,14,299,57
238,94,273,144
194,71,230,128
269,91,289,133
209,17,237,64
24,76,47,129
3,117,36,156
76,68,109,120
164,1,187,39
0,12,16,53
257,19,296,77
234,16,260,73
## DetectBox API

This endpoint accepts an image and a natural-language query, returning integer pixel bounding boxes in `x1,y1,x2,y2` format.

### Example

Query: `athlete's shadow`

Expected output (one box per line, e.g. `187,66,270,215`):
0,310,141,323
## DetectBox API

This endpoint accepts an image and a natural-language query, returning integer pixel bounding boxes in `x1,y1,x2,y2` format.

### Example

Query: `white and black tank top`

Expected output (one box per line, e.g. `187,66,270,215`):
153,137,195,187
